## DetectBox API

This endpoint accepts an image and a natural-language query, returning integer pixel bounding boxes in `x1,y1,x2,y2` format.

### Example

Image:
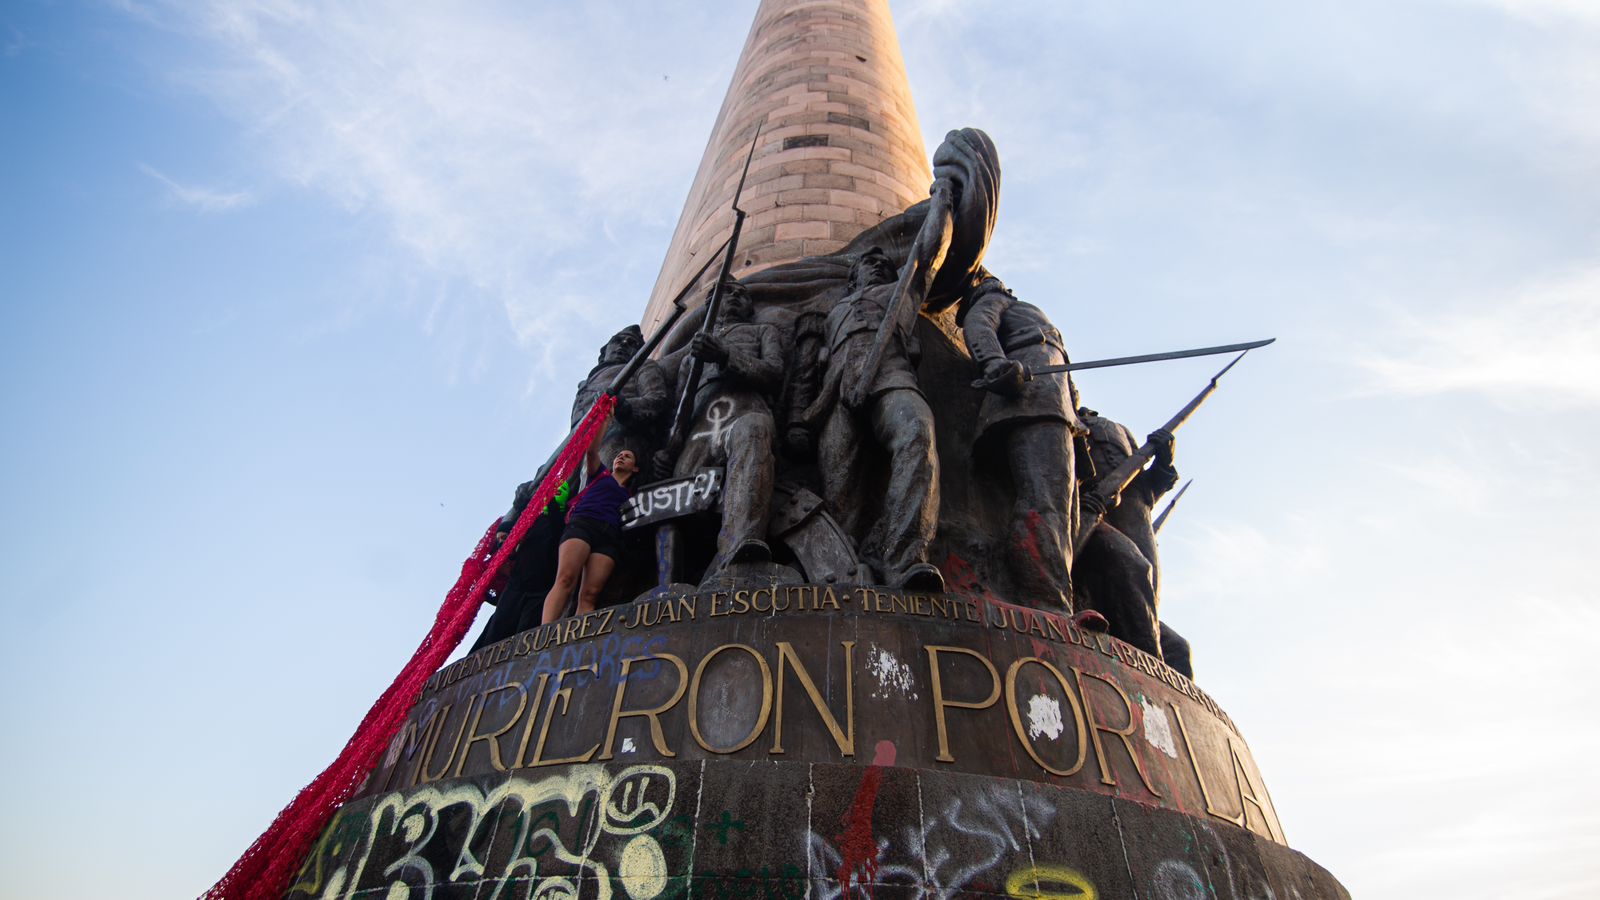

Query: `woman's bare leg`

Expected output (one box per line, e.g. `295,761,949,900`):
541,538,591,624
575,552,617,616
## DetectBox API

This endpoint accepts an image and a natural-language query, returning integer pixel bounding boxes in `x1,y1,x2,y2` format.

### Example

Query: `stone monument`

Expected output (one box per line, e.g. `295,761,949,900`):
287,1,1348,897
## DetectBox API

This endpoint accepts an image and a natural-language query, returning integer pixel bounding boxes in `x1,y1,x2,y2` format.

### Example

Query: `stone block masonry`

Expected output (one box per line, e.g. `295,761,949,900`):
642,0,934,334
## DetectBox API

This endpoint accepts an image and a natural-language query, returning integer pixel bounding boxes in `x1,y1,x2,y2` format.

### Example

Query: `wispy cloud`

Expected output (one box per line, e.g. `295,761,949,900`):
125,1,732,351
138,163,255,212
1353,265,1600,408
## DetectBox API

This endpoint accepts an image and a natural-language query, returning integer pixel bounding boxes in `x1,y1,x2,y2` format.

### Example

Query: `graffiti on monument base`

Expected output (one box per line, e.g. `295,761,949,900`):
290,765,685,900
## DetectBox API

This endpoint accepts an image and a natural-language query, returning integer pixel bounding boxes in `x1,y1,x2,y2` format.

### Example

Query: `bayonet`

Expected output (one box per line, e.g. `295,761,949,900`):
1027,338,1274,378
1152,479,1192,534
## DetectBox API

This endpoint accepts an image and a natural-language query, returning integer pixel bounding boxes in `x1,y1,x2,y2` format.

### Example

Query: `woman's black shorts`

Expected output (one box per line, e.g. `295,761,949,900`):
561,515,622,559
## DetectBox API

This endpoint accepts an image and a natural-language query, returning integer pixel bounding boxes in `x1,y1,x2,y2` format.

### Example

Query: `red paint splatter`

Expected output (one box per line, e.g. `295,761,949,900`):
941,552,980,593
836,740,897,896
1020,510,1047,571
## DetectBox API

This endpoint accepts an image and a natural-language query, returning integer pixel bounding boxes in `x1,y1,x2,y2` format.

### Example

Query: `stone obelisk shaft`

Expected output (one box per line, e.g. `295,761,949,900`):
641,0,933,334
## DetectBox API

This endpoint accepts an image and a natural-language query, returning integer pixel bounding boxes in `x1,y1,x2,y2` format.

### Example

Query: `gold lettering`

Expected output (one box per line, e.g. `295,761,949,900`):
560,618,581,645
819,586,841,610
510,673,552,768
1042,614,1066,643
709,591,730,616
453,683,528,776
1230,740,1284,841
1172,702,1243,824
599,654,690,759
675,595,696,621
751,587,774,613
1003,658,1088,777
528,664,600,767
1071,667,1161,797
925,645,1001,763
622,603,644,629
772,641,855,756
912,594,930,617
688,643,773,753
419,698,475,783
1026,612,1050,638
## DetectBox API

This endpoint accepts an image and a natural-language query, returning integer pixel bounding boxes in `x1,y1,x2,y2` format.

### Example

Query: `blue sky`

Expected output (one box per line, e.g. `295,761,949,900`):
3,1,1599,897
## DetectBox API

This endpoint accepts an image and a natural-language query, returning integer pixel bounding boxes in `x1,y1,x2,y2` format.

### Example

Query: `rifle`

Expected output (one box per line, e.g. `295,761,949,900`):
662,125,762,456
844,177,955,408
1152,479,1192,534
1072,350,1256,557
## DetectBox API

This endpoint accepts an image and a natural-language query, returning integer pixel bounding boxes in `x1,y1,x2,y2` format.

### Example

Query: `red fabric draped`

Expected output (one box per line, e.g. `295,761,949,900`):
202,394,617,900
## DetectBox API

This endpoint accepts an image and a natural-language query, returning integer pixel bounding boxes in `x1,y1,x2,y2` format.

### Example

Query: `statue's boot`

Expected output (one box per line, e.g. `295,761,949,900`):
730,538,771,564
1071,609,1110,632
895,561,945,592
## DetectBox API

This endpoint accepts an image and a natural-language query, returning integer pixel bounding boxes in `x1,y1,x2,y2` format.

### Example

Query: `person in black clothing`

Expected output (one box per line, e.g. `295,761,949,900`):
540,447,640,624
1074,408,1179,660
468,475,574,652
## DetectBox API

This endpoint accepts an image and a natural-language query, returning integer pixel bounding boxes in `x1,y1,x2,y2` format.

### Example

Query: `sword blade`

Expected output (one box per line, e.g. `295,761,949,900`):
1032,338,1275,376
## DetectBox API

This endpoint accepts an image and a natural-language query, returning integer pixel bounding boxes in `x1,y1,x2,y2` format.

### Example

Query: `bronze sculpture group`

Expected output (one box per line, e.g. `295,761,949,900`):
486,128,1199,676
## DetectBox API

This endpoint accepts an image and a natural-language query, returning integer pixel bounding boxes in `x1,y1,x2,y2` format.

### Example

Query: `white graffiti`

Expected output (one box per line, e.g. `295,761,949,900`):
691,397,736,446
865,645,917,700
807,780,1055,899
1193,822,1279,900
304,765,676,900
1026,693,1065,741
1139,695,1179,759
1152,859,1209,900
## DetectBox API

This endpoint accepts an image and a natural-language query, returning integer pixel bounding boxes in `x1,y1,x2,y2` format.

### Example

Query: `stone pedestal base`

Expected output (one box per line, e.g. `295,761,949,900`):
291,586,1346,898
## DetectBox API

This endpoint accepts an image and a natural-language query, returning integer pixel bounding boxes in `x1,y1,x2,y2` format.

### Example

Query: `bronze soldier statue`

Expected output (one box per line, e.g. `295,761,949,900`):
573,325,671,464
1074,409,1178,659
660,281,784,571
795,247,944,591
960,274,1084,611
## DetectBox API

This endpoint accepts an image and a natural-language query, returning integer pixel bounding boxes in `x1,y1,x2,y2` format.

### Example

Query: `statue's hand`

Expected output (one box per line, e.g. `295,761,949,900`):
651,448,676,481
691,333,730,365
1081,492,1114,518
841,372,869,410
1149,428,1176,466
785,425,815,459
974,358,1026,396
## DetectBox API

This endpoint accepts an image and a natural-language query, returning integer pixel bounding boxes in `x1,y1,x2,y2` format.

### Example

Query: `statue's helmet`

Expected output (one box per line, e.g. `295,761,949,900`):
600,324,645,364
708,278,751,305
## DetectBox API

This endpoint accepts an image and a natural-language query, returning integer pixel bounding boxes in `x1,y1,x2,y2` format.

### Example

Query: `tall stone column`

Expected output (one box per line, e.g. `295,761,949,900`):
641,0,933,335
